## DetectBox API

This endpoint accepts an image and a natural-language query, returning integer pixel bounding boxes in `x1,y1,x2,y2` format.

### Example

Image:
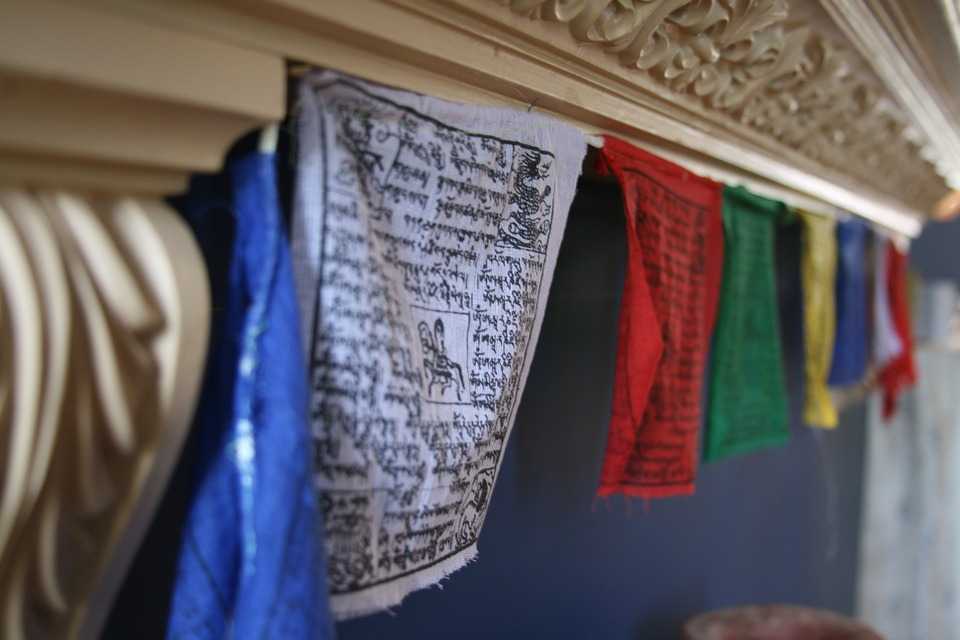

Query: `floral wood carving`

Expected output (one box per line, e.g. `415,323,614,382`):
500,0,946,208
0,190,209,639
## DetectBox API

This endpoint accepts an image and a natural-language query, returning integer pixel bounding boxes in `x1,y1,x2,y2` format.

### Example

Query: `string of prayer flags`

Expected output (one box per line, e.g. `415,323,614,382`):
798,211,839,428
292,71,585,617
876,240,918,419
703,186,790,461
594,136,724,498
828,218,870,387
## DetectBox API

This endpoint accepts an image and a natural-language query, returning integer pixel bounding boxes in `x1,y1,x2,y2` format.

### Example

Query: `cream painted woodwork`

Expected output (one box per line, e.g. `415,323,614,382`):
1,0,959,637
83,0,960,238
0,2,282,638
0,190,210,639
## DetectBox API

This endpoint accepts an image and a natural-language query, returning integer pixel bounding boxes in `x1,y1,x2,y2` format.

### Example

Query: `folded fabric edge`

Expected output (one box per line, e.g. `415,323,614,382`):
330,544,479,620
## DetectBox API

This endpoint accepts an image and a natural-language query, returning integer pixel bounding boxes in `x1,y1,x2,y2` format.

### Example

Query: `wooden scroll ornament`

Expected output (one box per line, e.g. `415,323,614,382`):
0,190,209,639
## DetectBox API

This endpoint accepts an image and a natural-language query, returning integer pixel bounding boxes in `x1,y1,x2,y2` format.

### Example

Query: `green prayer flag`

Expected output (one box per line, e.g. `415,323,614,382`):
704,186,790,461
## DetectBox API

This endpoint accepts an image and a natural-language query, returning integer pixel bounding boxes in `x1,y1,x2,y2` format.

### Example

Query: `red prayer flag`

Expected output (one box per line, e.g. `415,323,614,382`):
596,136,724,498
878,241,917,419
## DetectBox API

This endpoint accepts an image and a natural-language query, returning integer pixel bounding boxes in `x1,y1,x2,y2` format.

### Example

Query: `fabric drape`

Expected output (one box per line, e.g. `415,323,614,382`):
873,236,903,369
167,148,334,639
293,71,586,617
594,136,724,498
704,186,790,461
876,240,918,418
798,210,838,428
828,218,870,387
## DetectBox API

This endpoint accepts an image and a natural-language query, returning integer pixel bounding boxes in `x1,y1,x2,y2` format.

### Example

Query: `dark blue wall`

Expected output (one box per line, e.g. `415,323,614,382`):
337,181,868,640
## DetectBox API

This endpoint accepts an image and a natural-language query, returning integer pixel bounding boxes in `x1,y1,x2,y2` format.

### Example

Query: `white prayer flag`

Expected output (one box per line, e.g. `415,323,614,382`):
293,71,585,618
874,235,903,367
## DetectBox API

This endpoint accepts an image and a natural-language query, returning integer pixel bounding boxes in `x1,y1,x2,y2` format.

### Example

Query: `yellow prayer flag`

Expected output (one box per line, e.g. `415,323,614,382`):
799,210,839,428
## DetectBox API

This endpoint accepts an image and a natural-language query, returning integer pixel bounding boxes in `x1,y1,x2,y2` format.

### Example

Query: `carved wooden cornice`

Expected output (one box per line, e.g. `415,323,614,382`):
496,0,948,212
3,1,953,220
821,0,960,190
63,0,926,237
